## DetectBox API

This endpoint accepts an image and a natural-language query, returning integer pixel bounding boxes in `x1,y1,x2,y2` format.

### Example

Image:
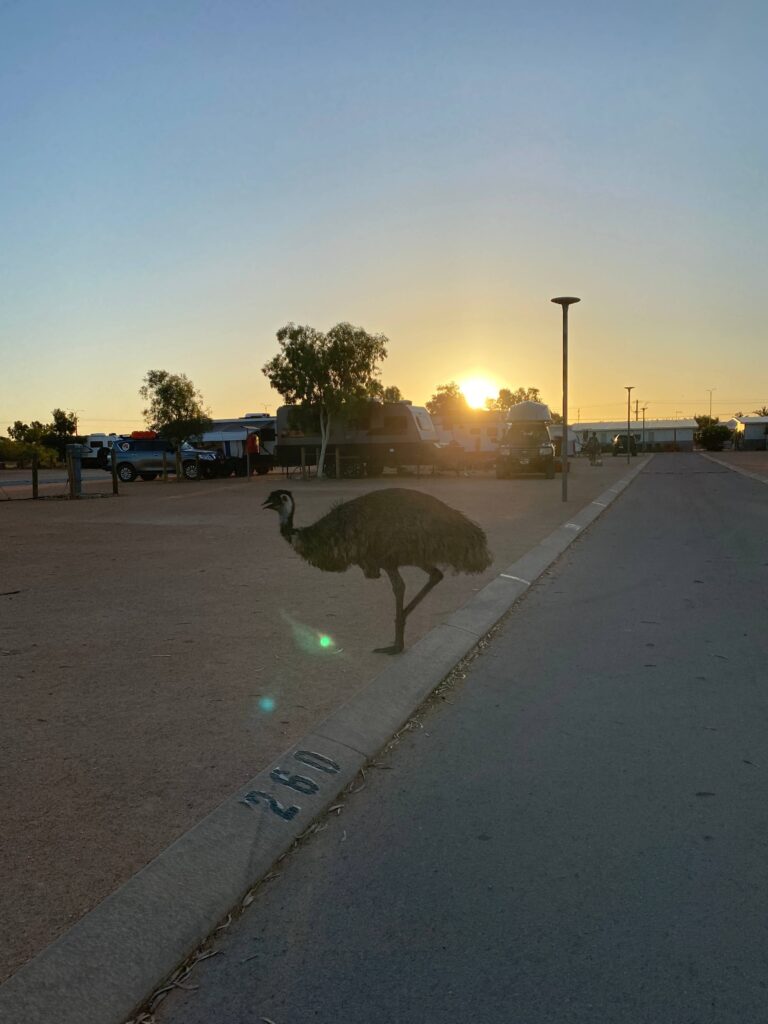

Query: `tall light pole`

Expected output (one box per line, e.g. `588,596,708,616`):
642,404,648,453
551,296,580,502
625,386,634,465
706,388,715,420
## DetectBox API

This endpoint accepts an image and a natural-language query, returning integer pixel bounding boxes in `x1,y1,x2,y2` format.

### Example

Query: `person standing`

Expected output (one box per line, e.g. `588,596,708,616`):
245,430,260,474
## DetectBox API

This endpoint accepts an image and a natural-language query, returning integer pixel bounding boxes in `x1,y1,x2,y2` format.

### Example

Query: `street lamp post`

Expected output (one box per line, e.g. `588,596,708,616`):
551,296,580,502
642,405,648,453
625,386,634,465
706,388,715,421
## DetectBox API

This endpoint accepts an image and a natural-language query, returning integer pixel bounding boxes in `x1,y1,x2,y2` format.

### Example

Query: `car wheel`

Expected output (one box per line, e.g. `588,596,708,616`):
117,463,137,482
545,464,555,479
256,465,270,475
139,472,158,481
495,465,508,479
182,460,199,480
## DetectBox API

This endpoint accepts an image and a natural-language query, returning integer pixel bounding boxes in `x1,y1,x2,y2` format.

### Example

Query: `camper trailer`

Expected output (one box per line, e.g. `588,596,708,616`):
431,408,505,471
275,401,440,476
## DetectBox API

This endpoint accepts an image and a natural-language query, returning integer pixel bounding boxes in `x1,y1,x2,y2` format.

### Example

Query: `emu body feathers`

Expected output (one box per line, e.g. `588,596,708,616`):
292,489,490,578
263,487,492,653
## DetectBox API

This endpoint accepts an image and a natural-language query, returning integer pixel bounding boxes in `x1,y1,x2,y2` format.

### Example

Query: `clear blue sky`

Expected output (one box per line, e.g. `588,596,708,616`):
1,0,766,430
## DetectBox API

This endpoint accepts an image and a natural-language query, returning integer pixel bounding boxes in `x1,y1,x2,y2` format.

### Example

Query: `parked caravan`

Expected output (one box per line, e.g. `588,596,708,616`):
275,401,440,476
81,433,116,467
432,409,505,471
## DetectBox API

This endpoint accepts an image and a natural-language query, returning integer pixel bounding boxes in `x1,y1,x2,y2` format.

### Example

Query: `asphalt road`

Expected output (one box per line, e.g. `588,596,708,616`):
154,454,768,1024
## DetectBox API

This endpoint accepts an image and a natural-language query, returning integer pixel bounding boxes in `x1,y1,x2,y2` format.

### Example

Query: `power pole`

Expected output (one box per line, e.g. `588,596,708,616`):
625,386,634,465
635,398,639,421
642,405,648,452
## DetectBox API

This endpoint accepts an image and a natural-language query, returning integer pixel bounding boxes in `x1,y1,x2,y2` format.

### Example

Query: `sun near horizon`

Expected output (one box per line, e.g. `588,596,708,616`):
460,377,498,410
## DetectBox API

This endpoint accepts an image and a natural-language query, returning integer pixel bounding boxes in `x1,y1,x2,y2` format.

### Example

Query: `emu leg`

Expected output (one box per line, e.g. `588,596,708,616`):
373,568,406,654
403,567,444,617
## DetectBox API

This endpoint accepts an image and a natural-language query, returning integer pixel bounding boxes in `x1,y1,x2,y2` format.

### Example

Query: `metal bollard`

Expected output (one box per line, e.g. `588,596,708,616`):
111,447,119,494
65,444,83,498
32,451,39,499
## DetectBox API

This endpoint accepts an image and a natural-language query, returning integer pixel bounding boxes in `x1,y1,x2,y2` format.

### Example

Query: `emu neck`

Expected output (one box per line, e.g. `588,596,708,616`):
278,506,296,544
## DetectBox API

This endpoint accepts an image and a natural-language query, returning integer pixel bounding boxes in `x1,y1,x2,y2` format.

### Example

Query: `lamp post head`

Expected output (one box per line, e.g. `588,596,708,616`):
551,296,581,306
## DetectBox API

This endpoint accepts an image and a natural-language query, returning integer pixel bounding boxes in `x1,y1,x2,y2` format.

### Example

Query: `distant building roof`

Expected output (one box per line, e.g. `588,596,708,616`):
737,416,768,424
572,420,697,431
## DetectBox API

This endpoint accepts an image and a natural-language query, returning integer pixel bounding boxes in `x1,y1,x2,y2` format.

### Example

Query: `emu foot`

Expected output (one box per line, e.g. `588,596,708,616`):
373,643,403,655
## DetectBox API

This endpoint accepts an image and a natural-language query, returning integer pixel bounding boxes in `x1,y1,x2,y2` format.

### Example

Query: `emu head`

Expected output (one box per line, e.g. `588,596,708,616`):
262,489,295,526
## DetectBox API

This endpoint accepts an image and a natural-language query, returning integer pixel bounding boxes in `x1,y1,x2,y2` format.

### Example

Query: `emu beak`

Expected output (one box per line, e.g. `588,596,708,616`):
262,497,278,510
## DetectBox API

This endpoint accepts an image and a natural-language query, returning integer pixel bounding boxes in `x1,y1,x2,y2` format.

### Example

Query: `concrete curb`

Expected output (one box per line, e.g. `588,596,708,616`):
0,456,652,1024
700,452,768,485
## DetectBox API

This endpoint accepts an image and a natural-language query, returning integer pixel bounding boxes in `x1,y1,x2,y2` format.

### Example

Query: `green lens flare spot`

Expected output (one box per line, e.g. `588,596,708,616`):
319,635,333,649
258,697,276,712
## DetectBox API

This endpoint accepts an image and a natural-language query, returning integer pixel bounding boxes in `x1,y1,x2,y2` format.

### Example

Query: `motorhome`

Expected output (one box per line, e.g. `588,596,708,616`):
496,401,556,479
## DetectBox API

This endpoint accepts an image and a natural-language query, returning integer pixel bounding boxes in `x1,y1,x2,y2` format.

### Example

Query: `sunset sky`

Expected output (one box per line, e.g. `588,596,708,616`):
1,0,766,432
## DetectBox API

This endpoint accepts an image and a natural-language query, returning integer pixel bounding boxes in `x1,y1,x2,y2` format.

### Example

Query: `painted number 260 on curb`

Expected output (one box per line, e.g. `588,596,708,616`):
240,750,341,821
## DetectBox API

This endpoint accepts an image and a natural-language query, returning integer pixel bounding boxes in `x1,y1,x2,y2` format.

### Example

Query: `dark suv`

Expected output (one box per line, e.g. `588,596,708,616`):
612,433,638,457
104,438,221,481
496,423,555,479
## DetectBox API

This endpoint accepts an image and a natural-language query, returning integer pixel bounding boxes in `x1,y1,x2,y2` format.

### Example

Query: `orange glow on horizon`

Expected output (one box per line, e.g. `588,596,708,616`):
460,377,497,409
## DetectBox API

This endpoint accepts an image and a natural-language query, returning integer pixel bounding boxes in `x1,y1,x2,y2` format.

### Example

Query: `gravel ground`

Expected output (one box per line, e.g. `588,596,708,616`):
701,449,768,481
1,458,636,981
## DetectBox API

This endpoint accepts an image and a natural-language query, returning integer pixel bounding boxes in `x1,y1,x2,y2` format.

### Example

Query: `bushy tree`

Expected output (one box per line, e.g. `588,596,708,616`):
368,383,404,404
426,382,470,423
485,386,541,412
695,414,719,430
263,322,388,477
382,385,403,403
50,409,78,436
698,423,732,451
139,370,213,450
8,409,79,451
753,405,768,416
8,420,48,443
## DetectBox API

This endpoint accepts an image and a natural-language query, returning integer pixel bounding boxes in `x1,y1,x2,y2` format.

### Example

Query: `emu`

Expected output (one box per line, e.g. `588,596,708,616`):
262,488,492,654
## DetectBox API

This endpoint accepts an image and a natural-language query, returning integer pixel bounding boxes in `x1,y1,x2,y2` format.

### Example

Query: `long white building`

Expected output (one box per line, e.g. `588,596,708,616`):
572,419,697,452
